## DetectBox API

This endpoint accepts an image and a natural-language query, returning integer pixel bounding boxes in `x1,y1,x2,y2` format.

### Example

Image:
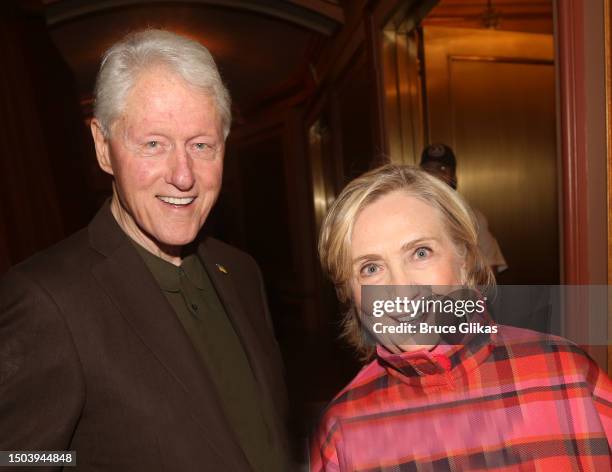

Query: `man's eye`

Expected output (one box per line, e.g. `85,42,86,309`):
191,142,217,160
414,247,431,259
146,141,159,148
360,263,381,277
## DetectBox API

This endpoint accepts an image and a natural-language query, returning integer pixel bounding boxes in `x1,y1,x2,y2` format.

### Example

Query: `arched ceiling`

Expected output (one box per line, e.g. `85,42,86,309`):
43,0,345,119
45,0,344,33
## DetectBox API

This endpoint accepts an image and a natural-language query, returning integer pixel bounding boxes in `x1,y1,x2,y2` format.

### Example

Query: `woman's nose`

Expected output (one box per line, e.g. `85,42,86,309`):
388,268,414,286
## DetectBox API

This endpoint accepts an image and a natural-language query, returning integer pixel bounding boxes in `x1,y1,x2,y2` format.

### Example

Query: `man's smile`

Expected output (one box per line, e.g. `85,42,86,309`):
156,195,196,206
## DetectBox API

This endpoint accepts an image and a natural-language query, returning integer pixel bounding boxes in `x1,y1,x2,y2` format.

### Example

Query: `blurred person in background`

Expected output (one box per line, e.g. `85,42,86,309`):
421,143,508,274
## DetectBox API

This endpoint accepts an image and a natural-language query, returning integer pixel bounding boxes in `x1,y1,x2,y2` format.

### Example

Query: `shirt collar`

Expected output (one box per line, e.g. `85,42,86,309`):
133,242,207,292
376,314,495,384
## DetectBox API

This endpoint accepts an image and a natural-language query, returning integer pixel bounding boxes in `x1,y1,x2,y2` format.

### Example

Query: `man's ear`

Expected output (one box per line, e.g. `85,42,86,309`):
90,119,114,176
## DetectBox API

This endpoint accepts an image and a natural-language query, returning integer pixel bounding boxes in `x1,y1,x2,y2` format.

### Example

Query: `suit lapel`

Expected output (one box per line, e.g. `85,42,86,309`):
198,241,291,458
197,241,270,389
87,204,250,470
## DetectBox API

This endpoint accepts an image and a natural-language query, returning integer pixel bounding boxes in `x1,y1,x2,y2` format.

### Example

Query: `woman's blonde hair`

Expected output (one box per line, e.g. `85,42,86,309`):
318,164,494,359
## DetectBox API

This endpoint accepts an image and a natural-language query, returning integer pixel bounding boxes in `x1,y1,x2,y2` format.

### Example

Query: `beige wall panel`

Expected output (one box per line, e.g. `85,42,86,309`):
424,27,554,144
450,59,558,283
424,26,558,284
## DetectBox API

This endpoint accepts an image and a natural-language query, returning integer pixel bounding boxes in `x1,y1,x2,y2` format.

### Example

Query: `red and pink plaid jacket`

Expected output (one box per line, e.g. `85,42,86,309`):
311,326,611,471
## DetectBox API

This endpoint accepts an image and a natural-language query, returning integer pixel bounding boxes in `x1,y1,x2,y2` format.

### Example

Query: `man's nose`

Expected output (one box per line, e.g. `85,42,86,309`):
167,146,195,191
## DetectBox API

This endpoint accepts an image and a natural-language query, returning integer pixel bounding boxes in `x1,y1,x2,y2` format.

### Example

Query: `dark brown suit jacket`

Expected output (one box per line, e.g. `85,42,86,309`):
0,203,290,471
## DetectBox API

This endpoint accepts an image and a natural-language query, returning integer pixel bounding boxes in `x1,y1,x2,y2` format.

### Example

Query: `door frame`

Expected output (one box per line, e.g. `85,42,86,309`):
556,0,609,370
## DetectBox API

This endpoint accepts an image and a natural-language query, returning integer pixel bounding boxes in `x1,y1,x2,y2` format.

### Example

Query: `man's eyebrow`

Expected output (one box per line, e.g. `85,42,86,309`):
187,133,218,141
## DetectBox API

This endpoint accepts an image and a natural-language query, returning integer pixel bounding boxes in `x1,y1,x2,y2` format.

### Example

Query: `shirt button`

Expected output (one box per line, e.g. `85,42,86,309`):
191,303,198,311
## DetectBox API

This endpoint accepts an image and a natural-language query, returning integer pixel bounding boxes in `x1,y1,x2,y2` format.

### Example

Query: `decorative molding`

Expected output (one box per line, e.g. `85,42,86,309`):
556,0,590,285
449,54,554,65
557,0,609,371
45,0,344,35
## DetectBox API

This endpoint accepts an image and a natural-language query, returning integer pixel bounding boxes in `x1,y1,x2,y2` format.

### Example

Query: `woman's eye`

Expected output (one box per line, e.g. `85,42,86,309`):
360,263,381,277
414,247,431,260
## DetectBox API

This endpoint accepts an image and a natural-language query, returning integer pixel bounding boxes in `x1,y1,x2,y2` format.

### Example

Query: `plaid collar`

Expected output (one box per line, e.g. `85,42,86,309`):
376,314,496,386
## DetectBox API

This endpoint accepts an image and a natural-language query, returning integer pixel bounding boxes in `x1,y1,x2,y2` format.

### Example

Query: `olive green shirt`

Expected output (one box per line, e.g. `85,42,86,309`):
133,243,283,472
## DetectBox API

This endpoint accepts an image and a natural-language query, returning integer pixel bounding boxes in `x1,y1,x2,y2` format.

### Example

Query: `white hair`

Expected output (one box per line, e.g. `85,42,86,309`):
93,29,231,139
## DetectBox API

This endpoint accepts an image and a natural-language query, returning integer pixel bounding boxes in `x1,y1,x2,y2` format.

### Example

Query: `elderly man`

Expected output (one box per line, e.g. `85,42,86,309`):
0,30,290,471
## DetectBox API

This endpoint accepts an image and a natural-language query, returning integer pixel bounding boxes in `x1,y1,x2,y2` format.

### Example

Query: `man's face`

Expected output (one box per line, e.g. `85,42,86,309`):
91,67,225,253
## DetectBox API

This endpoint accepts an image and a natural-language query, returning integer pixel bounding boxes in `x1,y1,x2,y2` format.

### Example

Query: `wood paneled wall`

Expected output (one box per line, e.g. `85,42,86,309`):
0,3,93,273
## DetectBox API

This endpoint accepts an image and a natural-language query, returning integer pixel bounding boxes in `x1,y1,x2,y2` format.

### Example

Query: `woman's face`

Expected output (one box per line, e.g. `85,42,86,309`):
350,190,465,312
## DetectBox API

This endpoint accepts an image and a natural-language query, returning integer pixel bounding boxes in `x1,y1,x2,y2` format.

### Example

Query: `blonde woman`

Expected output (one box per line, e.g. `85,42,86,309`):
311,164,611,471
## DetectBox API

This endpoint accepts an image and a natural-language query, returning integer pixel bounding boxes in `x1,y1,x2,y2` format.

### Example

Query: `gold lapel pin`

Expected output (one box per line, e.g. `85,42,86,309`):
216,263,228,274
